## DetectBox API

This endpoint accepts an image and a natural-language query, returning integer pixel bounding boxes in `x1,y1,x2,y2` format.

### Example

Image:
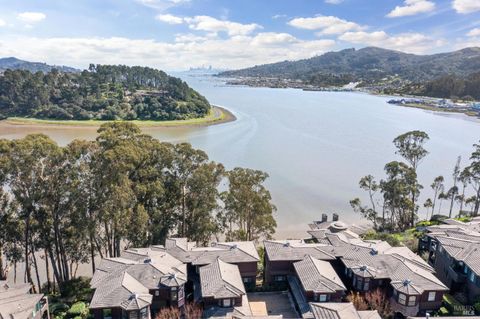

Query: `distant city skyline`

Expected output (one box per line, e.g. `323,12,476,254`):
0,0,479,70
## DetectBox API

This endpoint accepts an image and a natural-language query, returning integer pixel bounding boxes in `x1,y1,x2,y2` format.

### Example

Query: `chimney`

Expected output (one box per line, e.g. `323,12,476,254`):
321,213,328,223
333,213,339,222
426,314,430,319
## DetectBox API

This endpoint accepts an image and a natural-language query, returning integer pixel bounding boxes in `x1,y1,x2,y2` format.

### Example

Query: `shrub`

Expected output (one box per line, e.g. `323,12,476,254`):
66,302,88,319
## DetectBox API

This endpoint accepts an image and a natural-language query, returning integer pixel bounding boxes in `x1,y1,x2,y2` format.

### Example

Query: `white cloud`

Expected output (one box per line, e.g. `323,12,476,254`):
339,31,443,53
325,0,344,3
387,0,435,18
0,19,6,27
135,0,190,10
156,14,183,24
0,35,335,70
288,16,365,35
184,16,261,36
453,0,480,13
17,12,46,23
467,28,480,37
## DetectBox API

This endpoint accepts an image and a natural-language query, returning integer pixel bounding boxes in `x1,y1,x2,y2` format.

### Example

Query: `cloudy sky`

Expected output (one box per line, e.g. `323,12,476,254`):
0,0,479,70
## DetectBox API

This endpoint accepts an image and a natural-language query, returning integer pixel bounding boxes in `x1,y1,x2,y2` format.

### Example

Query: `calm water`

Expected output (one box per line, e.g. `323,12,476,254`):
1,74,480,238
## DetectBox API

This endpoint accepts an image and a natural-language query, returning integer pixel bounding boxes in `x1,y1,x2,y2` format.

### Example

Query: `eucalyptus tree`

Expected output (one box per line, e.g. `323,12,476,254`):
448,157,461,217
464,142,480,215
221,168,276,241
0,134,62,292
393,130,430,226
430,176,444,218
350,175,381,230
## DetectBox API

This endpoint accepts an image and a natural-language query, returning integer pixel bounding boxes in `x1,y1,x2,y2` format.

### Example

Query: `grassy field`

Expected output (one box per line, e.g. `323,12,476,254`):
3,106,235,127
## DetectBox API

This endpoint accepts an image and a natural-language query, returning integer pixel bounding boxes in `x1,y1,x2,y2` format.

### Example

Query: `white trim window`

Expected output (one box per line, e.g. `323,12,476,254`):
319,294,327,302
428,291,436,302
398,293,407,305
222,299,232,307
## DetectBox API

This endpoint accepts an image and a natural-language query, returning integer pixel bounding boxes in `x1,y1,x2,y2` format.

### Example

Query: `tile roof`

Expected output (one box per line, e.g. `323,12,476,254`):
309,303,380,319
90,249,186,309
264,240,336,262
162,238,259,265
435,235,480,275
199,258,246,300
0,282,44,319
293,256,346,294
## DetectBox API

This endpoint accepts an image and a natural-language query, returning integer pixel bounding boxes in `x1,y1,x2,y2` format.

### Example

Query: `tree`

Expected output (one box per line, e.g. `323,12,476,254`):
430,176,444,218
393,131,429,226
350,175,381,230
464,142,480,215
380,161,419,231
448,156,461,218
221,168,277,241
424,198,433,220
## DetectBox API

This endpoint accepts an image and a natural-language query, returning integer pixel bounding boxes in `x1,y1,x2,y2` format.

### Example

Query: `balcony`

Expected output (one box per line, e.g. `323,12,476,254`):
447,265,467,284
390,297,419,317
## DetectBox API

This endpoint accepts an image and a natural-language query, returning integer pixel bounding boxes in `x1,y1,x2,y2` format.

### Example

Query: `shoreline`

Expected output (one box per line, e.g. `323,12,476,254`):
222,77,480,119
1,105,236,128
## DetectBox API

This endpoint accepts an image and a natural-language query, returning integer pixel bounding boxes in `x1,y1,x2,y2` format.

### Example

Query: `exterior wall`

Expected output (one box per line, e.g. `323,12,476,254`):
91,307,123,319
390,288,445,317
202,296,243,308
236,261,257,278
264,257,299,284
149,285,185,311
303,290,344,302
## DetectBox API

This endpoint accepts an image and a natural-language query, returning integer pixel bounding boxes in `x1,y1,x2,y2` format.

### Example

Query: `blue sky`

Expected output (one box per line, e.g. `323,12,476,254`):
0,0,479,70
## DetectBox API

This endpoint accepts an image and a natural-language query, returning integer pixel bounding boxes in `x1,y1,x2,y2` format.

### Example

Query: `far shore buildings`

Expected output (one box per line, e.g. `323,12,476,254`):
0,281,50,319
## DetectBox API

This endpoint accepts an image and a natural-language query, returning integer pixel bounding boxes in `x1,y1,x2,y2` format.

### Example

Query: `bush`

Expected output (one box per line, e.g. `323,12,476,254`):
59,277,93,303
67,302,88,317
439,306,450,316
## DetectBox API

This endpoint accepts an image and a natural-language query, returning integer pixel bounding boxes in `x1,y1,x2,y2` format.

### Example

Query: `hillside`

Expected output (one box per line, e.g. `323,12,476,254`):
0,64,211,121
0,57,79,73
220,47,480,84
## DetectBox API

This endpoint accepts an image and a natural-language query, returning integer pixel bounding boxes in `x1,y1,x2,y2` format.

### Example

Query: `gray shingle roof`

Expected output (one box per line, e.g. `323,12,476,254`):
436,235,480,275
293,256,346,294
309,303,380,319
162,238,259,265
0,282,44,319
199,258,246,300
90,249,186,309
264,240,336,262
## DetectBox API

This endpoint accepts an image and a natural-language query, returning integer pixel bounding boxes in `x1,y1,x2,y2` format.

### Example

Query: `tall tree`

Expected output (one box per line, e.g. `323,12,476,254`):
393,131,429,226
350,175,381,230
448,156,461,218
430,176,444,218
221,168,277,241
464,142,480,216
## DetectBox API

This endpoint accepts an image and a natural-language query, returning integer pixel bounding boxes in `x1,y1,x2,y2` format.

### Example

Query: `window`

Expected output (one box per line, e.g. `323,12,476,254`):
222,299,232,307
171,287,178,301
398,293,407,305
130,311,138,319
408,296,416,306
103,309,112,319
274,275,286,282
470,271,476,283
428,292,436,302
364,278,370,291
154,290,159,297
319,294,327,302
243,277,253,283
140,308,148,319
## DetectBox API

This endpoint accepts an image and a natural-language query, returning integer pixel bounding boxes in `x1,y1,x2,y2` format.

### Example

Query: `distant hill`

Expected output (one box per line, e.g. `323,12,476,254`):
219,47,480,83
0,57,79,73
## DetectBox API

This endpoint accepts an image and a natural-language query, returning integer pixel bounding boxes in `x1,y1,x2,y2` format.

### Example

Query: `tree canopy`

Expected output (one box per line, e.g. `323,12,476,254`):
0,65,211,120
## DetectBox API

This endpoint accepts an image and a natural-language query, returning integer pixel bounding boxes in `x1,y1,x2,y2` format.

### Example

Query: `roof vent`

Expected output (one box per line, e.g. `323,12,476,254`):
370,248,378,256
211,242,217,247
402,279,412,286
230,244,238,250
144,258,152,264
360,266,367,271
284,242,290,247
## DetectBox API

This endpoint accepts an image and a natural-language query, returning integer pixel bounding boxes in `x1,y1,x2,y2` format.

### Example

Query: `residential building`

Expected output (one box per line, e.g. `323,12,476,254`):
421,220,480,304
264,221,449,318
307,302,381,319
89,248,187,319
0,281,50,319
